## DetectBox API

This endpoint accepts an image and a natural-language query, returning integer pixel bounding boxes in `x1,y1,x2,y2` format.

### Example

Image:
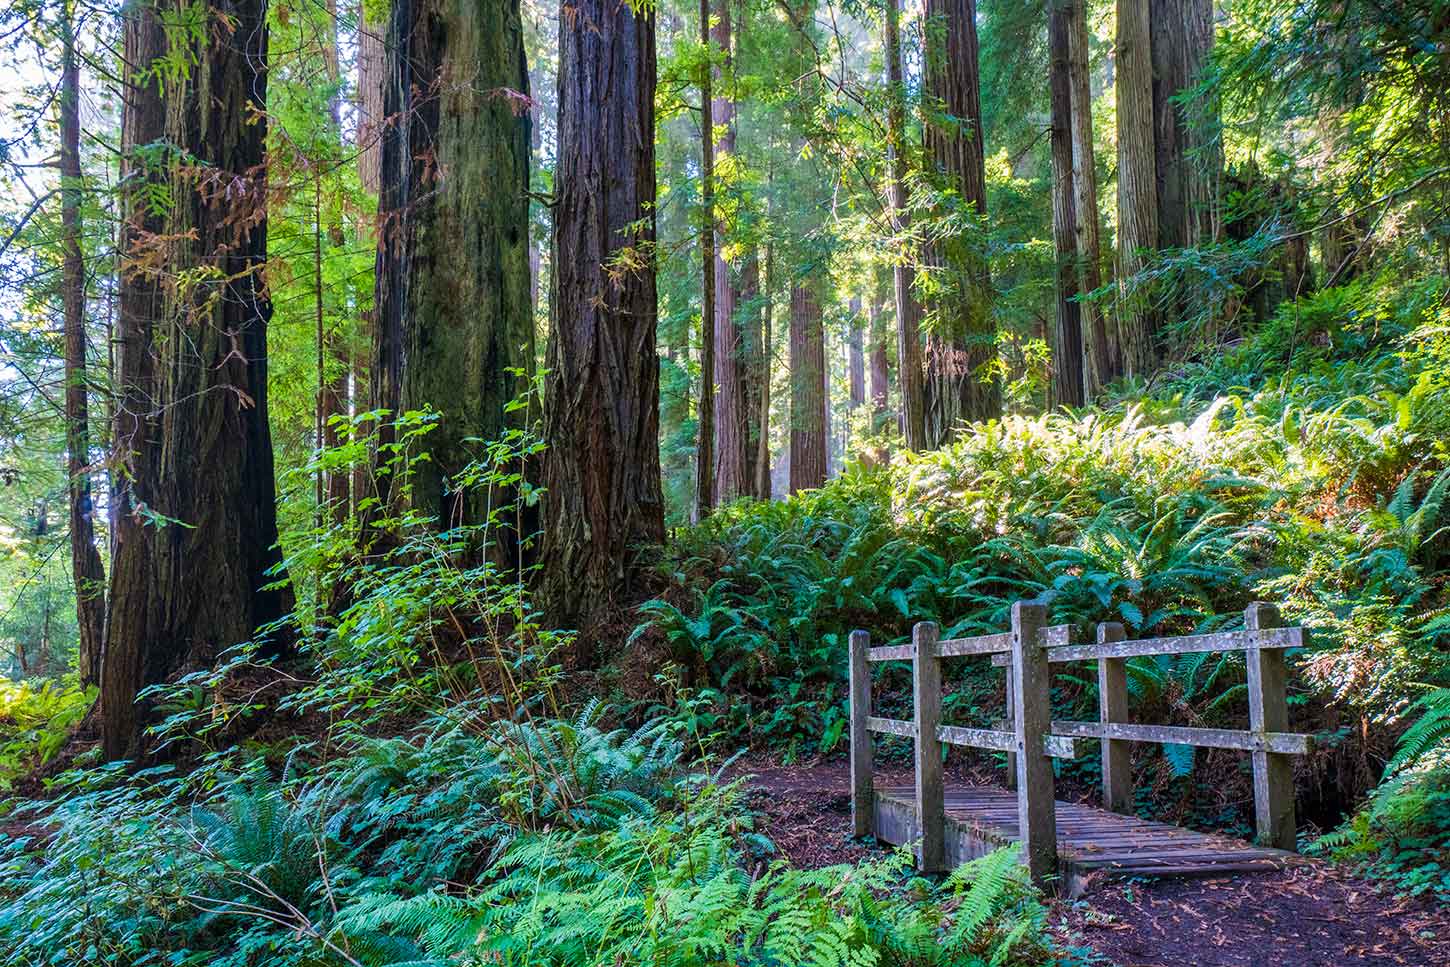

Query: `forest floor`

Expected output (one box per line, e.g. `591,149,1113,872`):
733,758,1450,967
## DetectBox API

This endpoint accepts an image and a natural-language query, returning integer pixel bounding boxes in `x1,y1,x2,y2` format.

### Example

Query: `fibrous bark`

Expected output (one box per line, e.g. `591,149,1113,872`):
1068,0,1113,395
921,0,998,443
541,0,663,626
1150,0,1217,251
710,0,754,504
1114,0,1158,378
1048,0,1085,407
868,288,891,424
60,0,104,685
696,0,717,518
788,279,826,493
105,0,289,761
373,0,534,530
883,0,925,450
848,297,865,410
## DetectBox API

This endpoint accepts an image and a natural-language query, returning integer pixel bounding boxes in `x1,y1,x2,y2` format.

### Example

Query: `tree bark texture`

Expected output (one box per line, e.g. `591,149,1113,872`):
373,0,534,529
104,0,289,761
318,8,349,522
752,246,772,498
60,0,105,685
738,250,767,497
921,0,998,444
1150,0,1217,251
541,0,664,627
357,5,386,197
868,289,891,423
788,280,826,493
1048,0,1085,407
710,0,754,504
1114,0,1158,378
848,297,865,410
696,0,717,518
884,0,925,450
1068,0,1113,395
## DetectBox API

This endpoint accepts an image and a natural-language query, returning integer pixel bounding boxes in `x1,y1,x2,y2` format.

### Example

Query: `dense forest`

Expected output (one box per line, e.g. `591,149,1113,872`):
1,0,1449,962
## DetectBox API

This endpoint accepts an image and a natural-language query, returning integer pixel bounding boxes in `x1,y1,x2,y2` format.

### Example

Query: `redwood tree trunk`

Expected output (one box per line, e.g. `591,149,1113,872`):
60,0,104,685
848,297,865,410
373,0,533,530
104,0,289,761
357,5,385,198
710,0,753,504
541,0,663,626
1049,0,1085,407
921,0,997,443
696,0,716,518
788,280,826,493
1114,0,1158,378
868,289,891,424
318,5,348,522
1070,0,1112,395
1150,0,1216,251
753,245,772,498
737,251,767,497
884,0,925,450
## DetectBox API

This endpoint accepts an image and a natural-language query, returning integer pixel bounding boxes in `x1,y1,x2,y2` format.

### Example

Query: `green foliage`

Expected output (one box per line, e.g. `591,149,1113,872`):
635,278,1450,823
1315,764,1450,902
0,678,92,789
338,810,1050,967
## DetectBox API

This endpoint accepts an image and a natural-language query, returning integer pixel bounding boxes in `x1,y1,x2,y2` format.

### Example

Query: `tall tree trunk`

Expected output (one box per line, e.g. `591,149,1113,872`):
357,4,386,197
739,250,767,497
541,0,663,626
104,0,290,761
373,0,534,531
354,0,385,515
696,0,717,518
754,244,773,498
1150,0,1216,251
921,0,997,443
60,0,104,686
884,0,925,449
1114,0,1158,378
1048,0,1085,407
710,0,752,503
1069,0,1112,395
848,297,865,409
318,0,348,523
868,287,890,423
788,280,826,492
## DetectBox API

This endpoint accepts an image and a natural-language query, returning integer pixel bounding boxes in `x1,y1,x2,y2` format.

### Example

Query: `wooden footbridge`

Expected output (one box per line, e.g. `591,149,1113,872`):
848,601,1314,894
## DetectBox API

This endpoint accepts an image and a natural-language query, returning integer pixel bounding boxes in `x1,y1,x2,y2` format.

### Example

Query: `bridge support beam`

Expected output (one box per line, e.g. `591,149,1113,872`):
1097,622,1131,813
849,630,873,838
1010,602,1058,887
912,621,945,872
1246,602,1297,851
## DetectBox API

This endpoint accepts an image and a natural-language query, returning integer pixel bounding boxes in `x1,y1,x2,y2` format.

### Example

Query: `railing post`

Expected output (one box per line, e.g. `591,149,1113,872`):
1003,662,1017,790
849,630,873,838
1010,602,1058,886
912,621,945,872
1245,602,1296,851
1097,622,1131,813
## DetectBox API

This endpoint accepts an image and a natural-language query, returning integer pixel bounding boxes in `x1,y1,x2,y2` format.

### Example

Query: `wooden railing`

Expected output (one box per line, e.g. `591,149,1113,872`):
849,601,1312,884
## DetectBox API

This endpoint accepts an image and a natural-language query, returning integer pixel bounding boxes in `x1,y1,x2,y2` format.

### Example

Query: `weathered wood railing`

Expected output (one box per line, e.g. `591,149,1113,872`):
849,601,1312,885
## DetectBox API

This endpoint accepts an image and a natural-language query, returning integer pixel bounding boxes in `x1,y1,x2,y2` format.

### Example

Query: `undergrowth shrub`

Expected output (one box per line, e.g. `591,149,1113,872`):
0,406,1065,966
0,678,93,790
632,277,1450,833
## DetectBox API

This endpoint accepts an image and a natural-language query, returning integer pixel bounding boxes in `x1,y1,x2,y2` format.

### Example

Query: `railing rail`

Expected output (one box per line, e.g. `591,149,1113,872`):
848,601,1312,887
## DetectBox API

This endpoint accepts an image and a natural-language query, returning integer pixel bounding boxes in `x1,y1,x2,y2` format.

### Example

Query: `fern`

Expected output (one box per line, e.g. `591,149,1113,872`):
1388,688,1450,775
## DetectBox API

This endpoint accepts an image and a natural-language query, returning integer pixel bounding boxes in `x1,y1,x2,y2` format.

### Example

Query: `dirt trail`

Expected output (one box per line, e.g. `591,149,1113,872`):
734,758,1450,967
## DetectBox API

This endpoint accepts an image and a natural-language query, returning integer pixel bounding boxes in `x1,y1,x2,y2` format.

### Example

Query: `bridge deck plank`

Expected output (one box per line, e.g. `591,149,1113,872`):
873,785,1303,895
